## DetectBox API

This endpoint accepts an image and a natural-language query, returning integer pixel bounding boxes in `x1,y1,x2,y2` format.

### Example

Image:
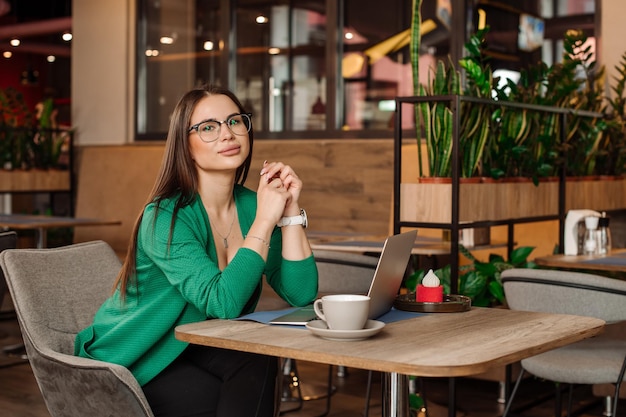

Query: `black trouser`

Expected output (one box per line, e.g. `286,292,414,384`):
142,344,278,417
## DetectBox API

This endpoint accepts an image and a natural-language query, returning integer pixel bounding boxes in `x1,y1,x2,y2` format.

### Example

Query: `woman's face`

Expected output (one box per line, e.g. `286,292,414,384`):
188,94,250,175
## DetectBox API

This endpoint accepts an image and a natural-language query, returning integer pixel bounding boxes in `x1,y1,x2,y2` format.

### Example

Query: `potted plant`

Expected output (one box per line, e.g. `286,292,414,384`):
412,0,458,180
600,51,626,177
0,86,72,191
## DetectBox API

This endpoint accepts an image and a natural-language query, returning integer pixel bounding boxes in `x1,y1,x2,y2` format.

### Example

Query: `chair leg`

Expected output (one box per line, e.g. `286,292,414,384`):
363,370,373,417
554,383,563,417
280,359,335,417
314,365,333,417
612,354,626,417
604,396,614,417
502,368,526,417
566,383,574,417
279,359,303,415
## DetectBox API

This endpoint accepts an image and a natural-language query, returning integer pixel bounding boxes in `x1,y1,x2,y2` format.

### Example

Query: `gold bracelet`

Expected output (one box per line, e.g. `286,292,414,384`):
247,235,270,248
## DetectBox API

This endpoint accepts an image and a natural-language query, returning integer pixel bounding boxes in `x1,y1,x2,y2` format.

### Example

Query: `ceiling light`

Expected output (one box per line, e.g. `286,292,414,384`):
256,15,268,24
47,55,56,63
10,39,19,47
62,32,73,42
3,51,11,58
268,47,280,55
203,41,214,51
345,32,354,40
160,36,174,45
145,49,160,57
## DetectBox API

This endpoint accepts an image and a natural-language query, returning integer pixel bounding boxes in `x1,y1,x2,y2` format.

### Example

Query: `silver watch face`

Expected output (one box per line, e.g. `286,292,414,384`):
300,209,308,228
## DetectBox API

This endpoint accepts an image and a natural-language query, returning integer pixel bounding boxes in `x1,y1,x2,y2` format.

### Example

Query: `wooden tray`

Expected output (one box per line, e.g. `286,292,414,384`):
394,294,471,313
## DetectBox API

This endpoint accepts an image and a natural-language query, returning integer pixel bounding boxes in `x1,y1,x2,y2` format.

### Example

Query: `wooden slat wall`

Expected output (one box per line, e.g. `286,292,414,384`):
73,139,398,254
72,139,562,259
248,140,395,234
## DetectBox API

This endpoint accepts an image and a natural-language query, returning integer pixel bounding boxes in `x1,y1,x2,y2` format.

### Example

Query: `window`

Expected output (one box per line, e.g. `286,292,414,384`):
135,0,597,140
136,0,416,139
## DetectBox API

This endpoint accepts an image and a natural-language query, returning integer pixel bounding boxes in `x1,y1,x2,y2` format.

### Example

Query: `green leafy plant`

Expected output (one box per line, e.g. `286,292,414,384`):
0,87,34,169
418,60,461,178
0,87,70,170
458,28,493,178
557,30,606,177
601,52,626,176
411,0,460,178
406,245,536,307
409,6,626,181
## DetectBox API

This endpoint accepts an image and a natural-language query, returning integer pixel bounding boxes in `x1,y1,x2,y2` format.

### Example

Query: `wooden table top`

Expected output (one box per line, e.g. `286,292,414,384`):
307,231,506,256
535,249,626,273
0,214,121,229
176,307,604,378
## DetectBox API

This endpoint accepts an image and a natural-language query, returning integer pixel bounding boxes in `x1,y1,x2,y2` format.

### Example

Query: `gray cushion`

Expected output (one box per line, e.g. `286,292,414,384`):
313,249,378,294
502,269,626,387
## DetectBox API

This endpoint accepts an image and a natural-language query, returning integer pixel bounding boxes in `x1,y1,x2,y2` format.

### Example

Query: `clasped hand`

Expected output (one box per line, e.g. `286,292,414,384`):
257,160,302,225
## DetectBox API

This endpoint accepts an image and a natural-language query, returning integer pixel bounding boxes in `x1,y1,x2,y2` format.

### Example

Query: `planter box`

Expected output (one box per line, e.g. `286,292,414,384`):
400,179,626,223
566,178,626,212
400,181,559,223
0,169,71,192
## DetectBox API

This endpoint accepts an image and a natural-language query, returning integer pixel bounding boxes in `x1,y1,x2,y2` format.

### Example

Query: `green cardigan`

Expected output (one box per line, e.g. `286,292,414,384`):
74,185,318,385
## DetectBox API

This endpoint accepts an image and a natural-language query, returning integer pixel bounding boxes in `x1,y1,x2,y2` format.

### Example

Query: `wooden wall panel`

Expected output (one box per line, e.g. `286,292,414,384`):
73,139,397,254
72,139,563,261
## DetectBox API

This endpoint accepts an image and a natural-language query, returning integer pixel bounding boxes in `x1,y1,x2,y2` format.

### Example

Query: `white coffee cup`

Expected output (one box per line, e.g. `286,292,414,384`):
313,294,370,330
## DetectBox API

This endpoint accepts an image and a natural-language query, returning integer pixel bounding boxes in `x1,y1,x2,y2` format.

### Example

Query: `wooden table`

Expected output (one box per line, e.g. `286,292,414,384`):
307,231,506,256
535,249,626,273
176,307,604,417
0,214,121,248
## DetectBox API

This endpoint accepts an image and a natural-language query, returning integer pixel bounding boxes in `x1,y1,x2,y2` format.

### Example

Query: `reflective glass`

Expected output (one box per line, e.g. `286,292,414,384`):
235,0,327,132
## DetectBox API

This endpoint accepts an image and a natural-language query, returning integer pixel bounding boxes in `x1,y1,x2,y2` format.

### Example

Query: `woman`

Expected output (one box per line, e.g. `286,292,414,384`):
75,85,319,417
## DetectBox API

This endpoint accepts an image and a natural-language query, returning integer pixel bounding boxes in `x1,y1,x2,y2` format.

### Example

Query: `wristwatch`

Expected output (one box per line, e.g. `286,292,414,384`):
277,208,308,228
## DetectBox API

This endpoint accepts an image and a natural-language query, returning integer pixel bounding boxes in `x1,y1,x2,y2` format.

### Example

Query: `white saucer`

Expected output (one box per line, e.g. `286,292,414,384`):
305,319,385,341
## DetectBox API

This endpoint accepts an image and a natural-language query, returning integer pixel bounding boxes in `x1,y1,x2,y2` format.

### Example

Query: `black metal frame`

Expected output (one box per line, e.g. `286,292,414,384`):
392,94,604,294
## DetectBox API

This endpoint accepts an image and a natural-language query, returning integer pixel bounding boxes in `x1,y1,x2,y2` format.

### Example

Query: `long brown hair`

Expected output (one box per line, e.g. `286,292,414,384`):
113,85,254,297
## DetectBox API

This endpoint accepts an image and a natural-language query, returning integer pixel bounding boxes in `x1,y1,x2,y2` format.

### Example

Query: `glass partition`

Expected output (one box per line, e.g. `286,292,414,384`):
135,0,597,140
234,1,327,132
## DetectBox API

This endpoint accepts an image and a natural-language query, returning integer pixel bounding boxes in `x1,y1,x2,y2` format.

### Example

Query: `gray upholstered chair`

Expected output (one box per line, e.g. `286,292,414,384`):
0,230,17,319
281,249,378,417
0,231,20,356
501,268,626,417
314,249,379,295
0,240,154,417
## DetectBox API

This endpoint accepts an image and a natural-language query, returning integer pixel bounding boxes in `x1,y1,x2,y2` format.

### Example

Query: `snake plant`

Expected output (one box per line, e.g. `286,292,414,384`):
411,0,460,178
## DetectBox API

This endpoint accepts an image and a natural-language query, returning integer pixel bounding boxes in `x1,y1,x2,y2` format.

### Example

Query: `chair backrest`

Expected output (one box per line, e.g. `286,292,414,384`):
314,249,378,295
0,230,17,311
1,240,122,354
501,268,626,323
0,240,154,417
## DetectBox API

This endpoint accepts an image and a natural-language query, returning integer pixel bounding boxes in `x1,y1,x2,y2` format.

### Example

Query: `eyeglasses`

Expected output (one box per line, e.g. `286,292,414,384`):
188,113,252,143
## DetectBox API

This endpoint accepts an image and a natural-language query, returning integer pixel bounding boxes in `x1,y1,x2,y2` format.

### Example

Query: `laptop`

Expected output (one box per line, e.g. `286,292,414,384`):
270,230,417,325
